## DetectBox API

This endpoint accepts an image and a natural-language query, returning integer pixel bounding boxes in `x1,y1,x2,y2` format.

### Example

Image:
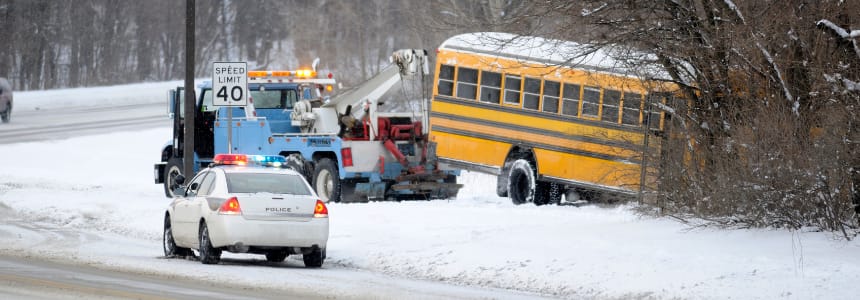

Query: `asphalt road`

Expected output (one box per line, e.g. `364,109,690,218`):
0,256,300,300
0,103,169,144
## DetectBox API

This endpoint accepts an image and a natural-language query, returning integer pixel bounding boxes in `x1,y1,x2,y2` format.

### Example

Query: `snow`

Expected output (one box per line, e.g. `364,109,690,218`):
2,83,860,299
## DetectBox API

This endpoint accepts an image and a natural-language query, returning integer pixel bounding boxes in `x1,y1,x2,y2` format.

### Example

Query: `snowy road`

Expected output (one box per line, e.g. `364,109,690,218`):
0,103,168,144
1,82,860,299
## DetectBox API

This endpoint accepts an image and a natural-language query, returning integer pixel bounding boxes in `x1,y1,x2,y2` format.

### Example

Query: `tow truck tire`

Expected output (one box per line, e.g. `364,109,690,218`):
163,215,191,258
303,248,325,268
312,158,341,203
285,154,314,183
163,157,183,198
507,159,537,205
198,222,221,264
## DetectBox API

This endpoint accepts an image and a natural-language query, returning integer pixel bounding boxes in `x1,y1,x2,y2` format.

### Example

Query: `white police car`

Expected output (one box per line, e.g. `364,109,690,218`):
163,154,329,267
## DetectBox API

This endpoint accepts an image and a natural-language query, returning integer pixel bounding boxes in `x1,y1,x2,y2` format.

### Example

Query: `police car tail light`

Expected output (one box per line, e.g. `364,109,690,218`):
341,148,353,167
219,197,242,215
213,154,248,165
313,200,328,218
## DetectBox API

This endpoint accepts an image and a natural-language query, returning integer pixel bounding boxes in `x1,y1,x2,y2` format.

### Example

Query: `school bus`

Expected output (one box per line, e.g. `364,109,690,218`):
428,32,679,204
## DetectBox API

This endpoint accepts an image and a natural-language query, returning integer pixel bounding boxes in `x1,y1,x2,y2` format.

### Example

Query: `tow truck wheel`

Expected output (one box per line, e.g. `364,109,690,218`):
285,154,313,183
163,158,182,198
312,158,341,203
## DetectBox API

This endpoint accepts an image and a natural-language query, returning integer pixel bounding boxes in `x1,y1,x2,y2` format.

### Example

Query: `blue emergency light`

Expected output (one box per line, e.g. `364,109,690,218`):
213,154,286,167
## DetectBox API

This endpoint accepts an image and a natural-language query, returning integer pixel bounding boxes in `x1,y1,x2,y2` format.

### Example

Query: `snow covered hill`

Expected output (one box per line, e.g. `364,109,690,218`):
1,83,859,299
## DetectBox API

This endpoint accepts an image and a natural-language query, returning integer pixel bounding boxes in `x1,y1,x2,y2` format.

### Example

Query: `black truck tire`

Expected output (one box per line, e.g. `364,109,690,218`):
312,158,342,203
163,157,183,198
507,159,537,205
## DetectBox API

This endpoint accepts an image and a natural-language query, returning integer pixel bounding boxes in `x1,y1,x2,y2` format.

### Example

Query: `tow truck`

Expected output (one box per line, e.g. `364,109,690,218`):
154,49,461,202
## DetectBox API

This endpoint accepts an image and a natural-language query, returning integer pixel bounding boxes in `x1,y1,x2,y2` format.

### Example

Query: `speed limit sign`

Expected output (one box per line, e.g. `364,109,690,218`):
212,62,248,106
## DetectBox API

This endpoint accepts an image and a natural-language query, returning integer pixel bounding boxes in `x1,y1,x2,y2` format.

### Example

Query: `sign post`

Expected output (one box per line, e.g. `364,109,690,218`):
212,62,248,154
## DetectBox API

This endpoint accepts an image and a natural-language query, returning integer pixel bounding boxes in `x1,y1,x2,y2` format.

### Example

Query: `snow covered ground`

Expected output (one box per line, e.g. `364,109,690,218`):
1,83,860,299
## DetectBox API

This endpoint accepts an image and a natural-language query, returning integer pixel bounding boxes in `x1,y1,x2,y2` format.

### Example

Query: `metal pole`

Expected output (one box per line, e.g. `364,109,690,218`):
183,0,196,178
227,107,233,154
638,95,654,204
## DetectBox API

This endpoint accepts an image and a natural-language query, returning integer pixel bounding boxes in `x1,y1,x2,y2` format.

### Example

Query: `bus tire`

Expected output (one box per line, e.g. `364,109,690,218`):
313,158,342,203
534,182,562,205
507,159,537,205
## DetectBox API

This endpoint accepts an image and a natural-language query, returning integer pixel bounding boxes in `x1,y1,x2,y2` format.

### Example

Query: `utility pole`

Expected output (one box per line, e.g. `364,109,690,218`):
183,0,196,178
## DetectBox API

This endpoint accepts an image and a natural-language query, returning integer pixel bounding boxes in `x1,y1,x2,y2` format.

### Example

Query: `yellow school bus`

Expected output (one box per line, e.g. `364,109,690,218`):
428,32,679,204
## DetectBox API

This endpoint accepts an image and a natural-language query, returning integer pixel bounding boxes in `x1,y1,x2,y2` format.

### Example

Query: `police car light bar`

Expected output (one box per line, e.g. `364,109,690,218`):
212,154,286,167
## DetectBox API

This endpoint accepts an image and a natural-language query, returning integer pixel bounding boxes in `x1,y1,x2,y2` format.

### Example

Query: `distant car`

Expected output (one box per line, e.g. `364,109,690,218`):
0,78,12,123
163,154,330,267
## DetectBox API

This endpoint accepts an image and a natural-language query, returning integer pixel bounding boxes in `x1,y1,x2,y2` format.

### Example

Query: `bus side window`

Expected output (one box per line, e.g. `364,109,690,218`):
456,67,478,100
622,92,642,126
504,75,522,105
437,65,455,96
601,89,621,123
522,77,541,110
646,95,667,130
542,80,560,114
582,87,601,117
479,71,502,104
562,83,581,117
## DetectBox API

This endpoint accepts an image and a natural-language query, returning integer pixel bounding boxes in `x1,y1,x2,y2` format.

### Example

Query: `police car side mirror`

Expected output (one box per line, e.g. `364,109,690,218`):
174,174,186,185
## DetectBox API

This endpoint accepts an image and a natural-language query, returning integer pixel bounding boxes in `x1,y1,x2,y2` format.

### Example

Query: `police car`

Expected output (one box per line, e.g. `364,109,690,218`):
163,154,329,267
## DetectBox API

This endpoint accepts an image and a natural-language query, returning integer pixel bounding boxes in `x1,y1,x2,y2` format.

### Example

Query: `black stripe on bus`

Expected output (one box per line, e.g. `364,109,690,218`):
430,96,642,150
433,95,646,135
430,111,642,152
432,125,641,165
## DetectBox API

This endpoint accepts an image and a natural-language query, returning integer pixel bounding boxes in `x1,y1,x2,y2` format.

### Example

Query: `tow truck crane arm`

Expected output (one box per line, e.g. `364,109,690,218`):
321,49,429,139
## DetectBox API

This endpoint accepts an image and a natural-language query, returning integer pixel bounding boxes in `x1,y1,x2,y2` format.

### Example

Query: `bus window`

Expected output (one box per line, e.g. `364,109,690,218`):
504,75,522,105
582,87,600,117
479,71,502,104
562,83,580,117
601,89,621,123
622,92,642,126
456,67,478,100
646,94,666,130
542,80,560,113
523,77,541,110
438,65,454,96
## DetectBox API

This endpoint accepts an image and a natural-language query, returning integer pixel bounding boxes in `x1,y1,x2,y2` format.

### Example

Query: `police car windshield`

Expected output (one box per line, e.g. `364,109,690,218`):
225,173,312,195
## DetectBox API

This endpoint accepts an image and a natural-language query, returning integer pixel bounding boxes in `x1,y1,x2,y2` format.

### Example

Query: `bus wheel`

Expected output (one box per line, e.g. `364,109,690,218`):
507,159,536,205
313,158,342,203
534,182,562,205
